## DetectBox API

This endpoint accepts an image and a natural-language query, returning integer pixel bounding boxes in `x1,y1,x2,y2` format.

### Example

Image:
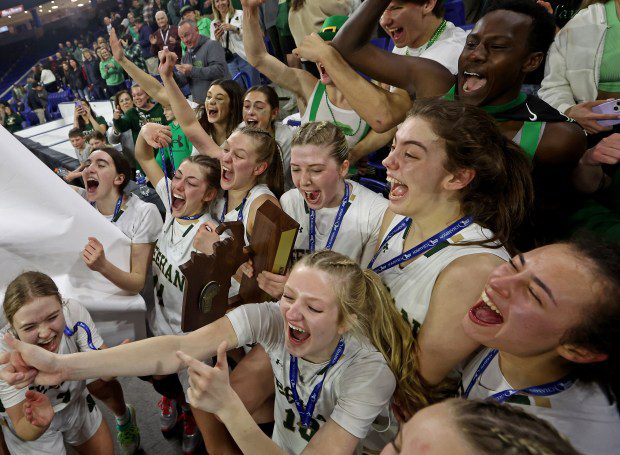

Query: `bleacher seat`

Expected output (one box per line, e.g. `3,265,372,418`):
46,89,73,120
445,0,466,26
359,177,390,198
232,71,251,90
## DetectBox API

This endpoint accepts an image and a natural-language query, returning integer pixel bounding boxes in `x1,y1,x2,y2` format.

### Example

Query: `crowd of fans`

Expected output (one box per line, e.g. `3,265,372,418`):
0,0,619,454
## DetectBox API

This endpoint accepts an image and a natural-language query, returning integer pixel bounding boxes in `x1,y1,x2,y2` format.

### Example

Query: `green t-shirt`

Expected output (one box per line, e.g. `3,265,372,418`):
113,103,167,143
99,58,125,86
81,115,108,136
3,113,24,133
155,122,193,171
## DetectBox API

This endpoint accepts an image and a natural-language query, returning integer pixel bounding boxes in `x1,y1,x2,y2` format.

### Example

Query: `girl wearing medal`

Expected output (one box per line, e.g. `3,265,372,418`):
371,99,533,386
256,121,388,299
0,251,431,455
150,48,284,250
75,147,163,294
459,237,620,454
133,124,222,453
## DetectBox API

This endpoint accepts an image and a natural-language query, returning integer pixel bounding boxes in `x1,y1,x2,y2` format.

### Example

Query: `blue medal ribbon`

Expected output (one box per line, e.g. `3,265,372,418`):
309,182,350,253
219,191,248,223
463,349,575,403
91,194,124,223
367,215,473,273
64,322,99,351
289,338,345,428
159,147,204,221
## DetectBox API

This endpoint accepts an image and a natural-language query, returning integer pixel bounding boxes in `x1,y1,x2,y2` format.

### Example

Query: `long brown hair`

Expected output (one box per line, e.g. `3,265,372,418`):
198,79,244,142
237,126,284,198
294,251,436,415
407,98,534,253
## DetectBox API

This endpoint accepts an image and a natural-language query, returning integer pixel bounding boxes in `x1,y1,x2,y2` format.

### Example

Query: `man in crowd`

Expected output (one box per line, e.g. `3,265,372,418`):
175,19,229,104
179,4,211,55
150,11,182,59
26,82,47,125
82,49,106,100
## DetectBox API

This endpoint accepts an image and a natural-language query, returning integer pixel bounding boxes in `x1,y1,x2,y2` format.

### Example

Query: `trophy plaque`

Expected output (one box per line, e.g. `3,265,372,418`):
237,200,299,304
180,221,248,332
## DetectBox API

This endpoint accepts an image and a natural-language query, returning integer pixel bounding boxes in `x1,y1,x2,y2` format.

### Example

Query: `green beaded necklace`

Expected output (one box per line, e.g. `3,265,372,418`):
324,90,363,137
405,19,447,56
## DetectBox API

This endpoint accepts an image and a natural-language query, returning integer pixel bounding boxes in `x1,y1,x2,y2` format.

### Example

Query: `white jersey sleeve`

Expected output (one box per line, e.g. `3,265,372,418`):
332,352,396,439
225,302,284,353
125,197,163,244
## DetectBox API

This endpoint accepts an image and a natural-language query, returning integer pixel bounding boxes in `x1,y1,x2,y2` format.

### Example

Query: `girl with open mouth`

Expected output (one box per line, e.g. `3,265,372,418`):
0,271,125,454
242,85,295,191
0,251,430,455
459,237,620,454
370,98,533,388
133,122,222,450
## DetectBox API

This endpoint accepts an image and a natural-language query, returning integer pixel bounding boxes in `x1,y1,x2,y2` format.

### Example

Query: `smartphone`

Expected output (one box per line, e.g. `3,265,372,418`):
592,99,620,127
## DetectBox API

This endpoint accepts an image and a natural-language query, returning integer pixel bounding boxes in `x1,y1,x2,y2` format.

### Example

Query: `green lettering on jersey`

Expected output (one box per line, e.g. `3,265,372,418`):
164,264,173,282
173,270,186,292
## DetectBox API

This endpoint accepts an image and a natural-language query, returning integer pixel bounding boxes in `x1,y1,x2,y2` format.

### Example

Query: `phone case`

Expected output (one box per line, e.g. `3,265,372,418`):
592,99,620,127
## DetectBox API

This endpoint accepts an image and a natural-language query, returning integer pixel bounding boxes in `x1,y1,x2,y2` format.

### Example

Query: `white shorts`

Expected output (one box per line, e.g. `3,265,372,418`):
1,390,102,454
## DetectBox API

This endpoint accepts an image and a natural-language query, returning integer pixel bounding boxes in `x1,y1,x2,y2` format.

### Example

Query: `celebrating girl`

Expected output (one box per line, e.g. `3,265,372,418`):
0,251,428,455
0,272,115,454
372,99,533,385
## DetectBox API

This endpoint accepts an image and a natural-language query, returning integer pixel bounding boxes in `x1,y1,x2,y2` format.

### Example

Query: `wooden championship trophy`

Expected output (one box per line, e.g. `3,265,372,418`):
237,200,299,304
180,201,299,331
180,221,248,332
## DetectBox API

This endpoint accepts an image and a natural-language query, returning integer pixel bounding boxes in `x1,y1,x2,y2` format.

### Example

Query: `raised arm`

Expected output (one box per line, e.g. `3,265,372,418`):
135,125,167,185
349,128,396,164
242,0,316,103
109,29,170,106
1,316,238,385
294,33,412,132
331,0,453,97
159,49,222,158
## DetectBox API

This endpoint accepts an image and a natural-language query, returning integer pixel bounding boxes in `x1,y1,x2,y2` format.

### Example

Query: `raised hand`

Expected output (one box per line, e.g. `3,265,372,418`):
158,48,178,78
292,33,334,64
177,341,235,415
0,350,37,389
23,390,54,429
581,133,620,166
109,28,125,62
82,237,107,272
141,122,173,148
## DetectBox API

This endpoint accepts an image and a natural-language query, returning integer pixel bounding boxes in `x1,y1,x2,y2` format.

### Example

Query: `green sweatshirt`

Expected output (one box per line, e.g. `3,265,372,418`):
113,103,166,143
155,122,193,172
99,57,125,87
81,115,108,136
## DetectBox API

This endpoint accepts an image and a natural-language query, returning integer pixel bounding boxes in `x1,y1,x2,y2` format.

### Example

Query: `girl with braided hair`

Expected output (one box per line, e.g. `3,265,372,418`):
383,398,578,455
461,235,620,454
0,251,430,455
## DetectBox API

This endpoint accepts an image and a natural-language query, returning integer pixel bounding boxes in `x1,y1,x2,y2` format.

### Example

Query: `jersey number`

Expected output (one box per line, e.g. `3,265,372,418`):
282,408,326,442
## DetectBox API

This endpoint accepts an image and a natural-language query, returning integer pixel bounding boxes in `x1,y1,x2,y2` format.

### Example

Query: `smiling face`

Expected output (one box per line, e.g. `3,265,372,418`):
215,0,230,17
280,265,346,362
131,86,149,109
205,84,231,125
117,92,134,112
170,160,217,217
155,11,168,29
243,91,276,131
290,144,348,209
382,116,455,217
100,48,111,60
381,402,474,455
82,150,125,202
12,296,66,353
220,131,265,191
463,244,601,357
457,10,535,107
380,1,427,48
179,23,200,48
